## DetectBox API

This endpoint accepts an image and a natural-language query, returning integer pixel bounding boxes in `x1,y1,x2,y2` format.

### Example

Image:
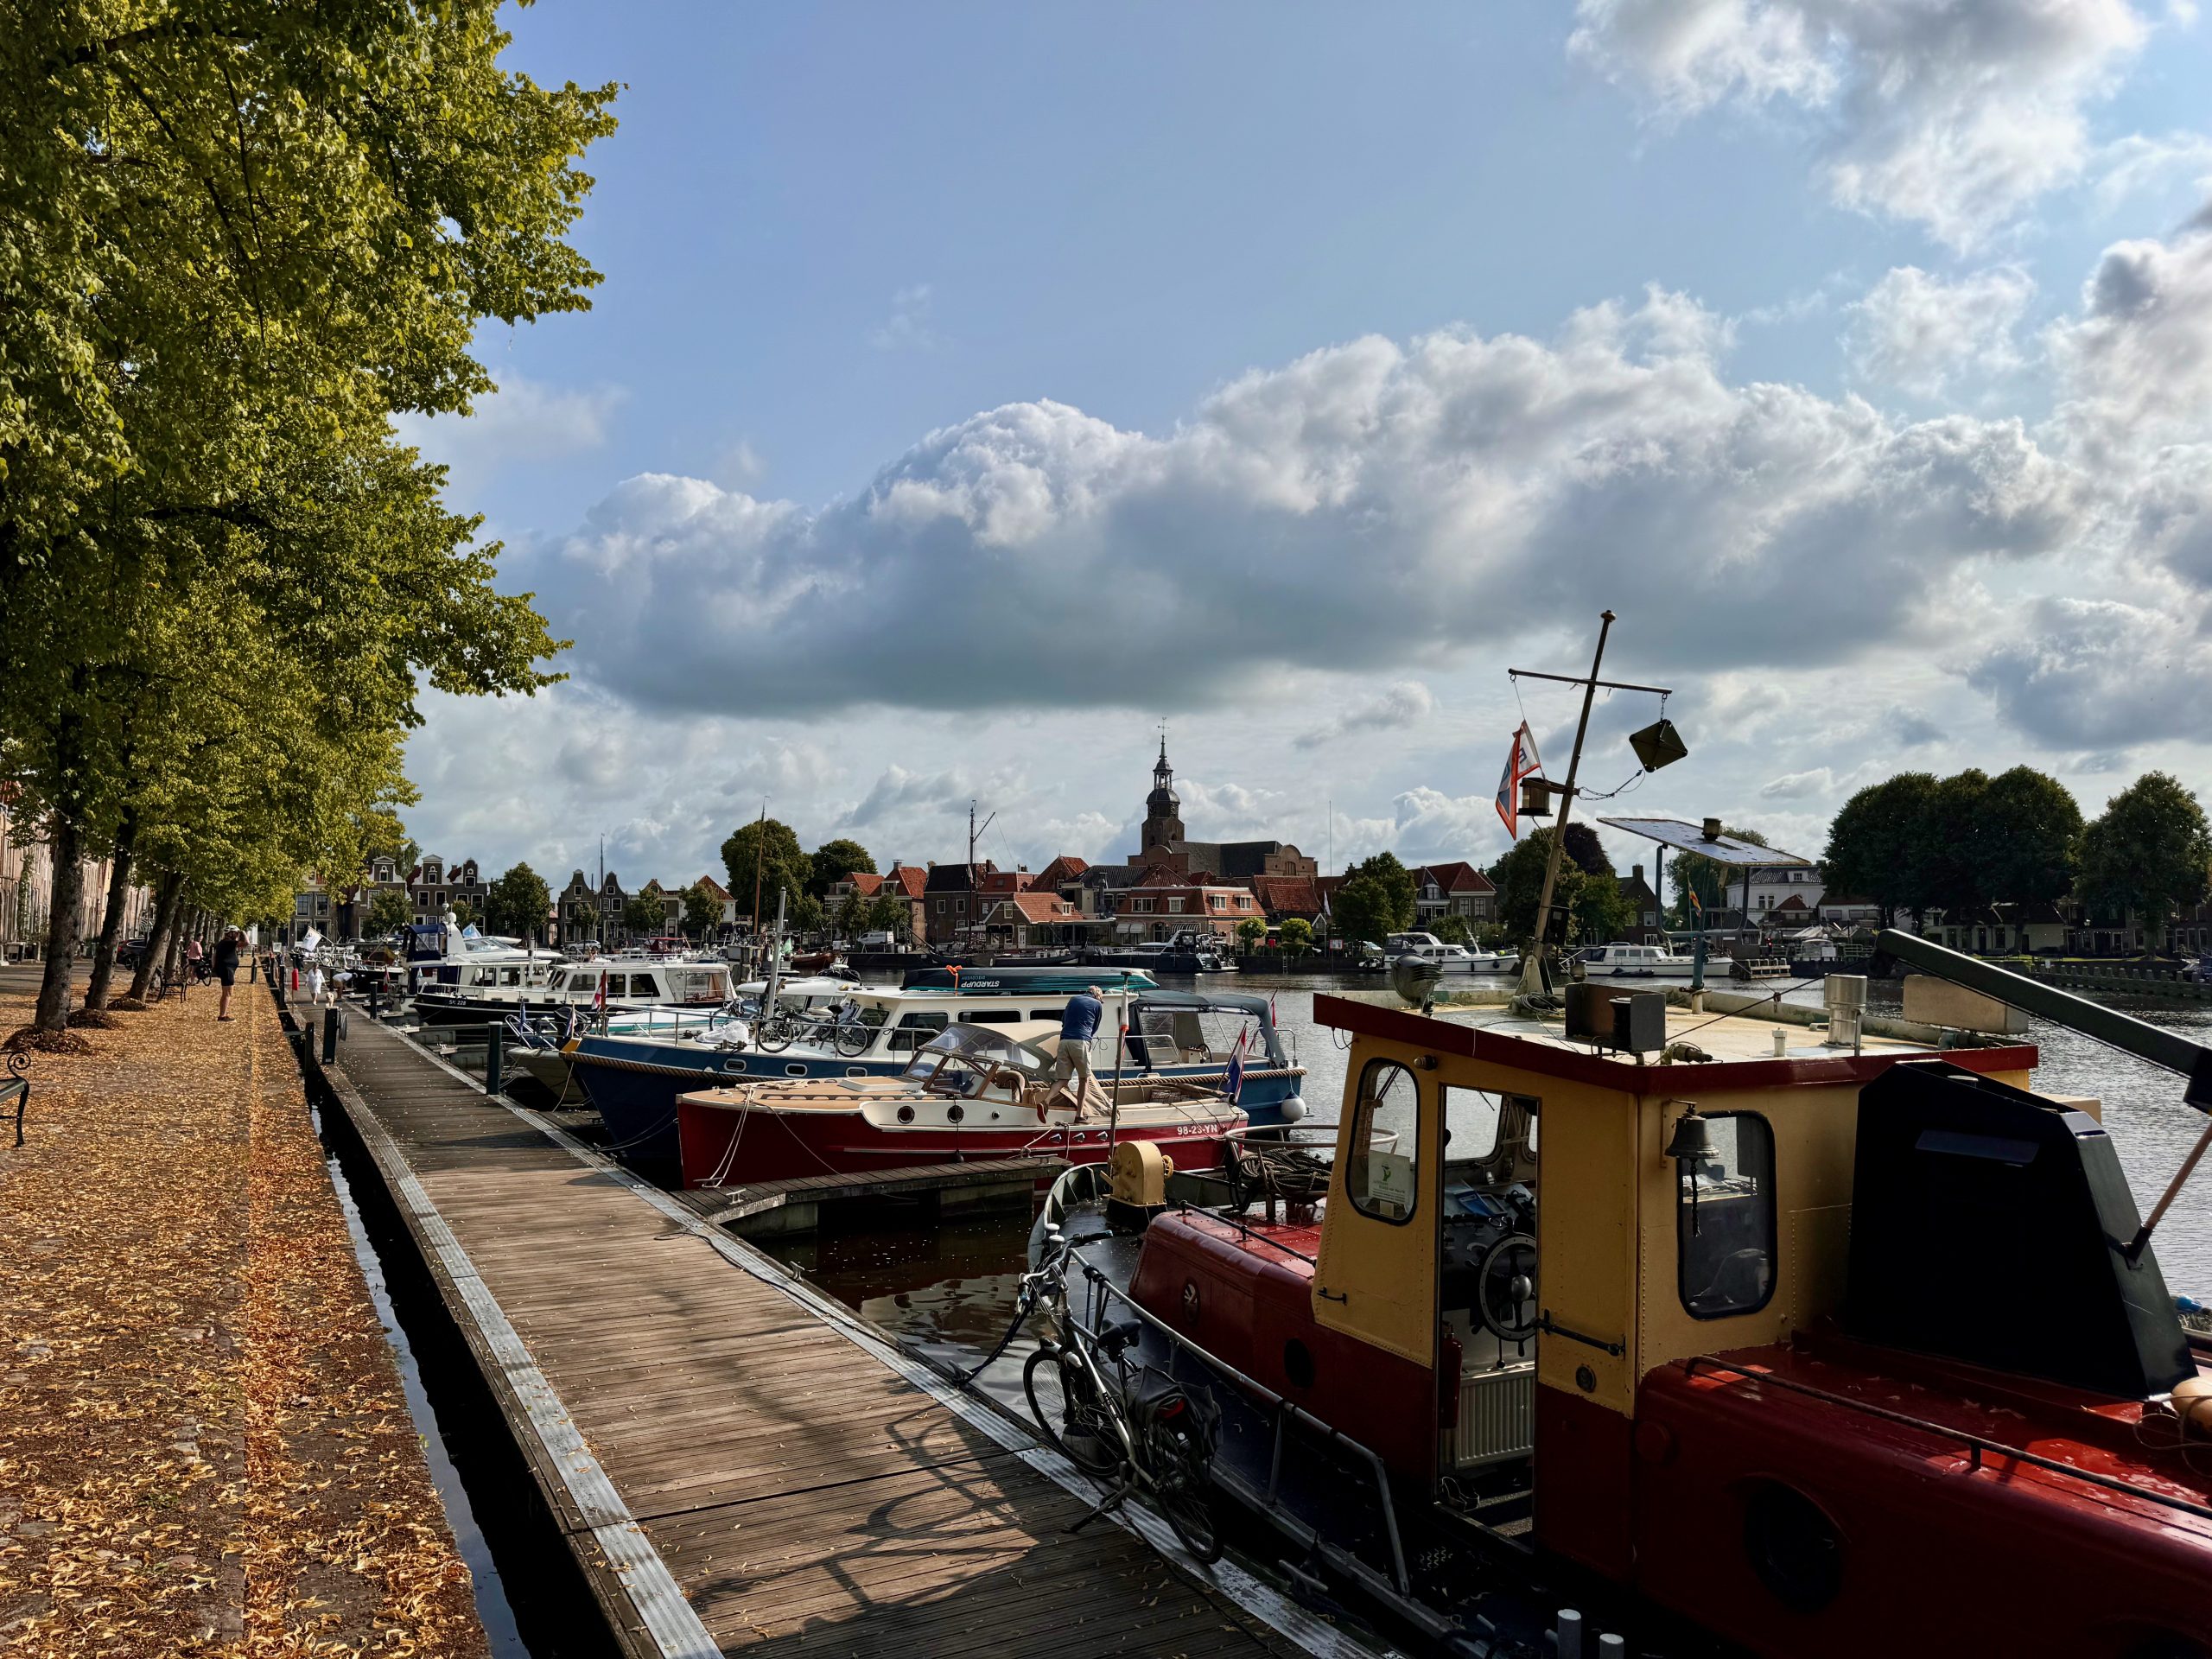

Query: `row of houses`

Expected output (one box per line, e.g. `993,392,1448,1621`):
0,799,156,961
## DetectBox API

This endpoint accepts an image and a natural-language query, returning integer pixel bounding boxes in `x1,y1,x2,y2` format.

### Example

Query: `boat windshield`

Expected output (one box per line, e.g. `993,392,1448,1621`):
899,1024,1051,1092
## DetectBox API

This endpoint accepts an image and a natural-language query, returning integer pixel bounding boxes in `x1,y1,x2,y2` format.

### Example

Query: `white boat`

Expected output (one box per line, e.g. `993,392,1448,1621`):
1573,940,1698,978
1385,931,1520,974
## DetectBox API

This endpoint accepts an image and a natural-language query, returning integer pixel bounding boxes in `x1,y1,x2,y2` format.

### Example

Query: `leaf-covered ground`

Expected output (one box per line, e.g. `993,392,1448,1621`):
0,968,489,1657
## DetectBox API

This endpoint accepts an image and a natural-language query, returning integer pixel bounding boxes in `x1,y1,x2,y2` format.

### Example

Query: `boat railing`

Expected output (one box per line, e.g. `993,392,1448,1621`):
1066,1242,1416,1601
1681,1355,2212,1524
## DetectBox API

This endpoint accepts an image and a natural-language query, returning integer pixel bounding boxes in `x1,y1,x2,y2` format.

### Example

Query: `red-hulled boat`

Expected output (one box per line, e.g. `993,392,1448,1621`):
1043,934,2212,1656
675,1022,1243,1187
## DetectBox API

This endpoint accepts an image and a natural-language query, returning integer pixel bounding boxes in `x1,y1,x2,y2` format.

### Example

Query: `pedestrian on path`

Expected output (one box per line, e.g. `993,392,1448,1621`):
214,929,243,1021
1054,983,1103,1091
306,959,326,1007
185,936,205,987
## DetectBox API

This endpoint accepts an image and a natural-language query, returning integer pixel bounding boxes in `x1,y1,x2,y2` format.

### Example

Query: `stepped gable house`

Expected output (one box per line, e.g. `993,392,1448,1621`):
1124,741,1317,882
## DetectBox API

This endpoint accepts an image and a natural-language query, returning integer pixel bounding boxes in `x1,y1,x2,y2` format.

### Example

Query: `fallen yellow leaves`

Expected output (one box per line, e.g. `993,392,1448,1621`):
0,972,488,1657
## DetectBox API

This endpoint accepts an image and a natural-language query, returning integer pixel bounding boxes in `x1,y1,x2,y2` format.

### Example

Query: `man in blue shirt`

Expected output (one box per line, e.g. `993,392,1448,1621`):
1056,984,1104,1091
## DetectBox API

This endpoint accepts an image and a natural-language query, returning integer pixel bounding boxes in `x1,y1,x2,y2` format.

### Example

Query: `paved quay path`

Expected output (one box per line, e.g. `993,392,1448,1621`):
311,994,1376,1658
0,963,487,1657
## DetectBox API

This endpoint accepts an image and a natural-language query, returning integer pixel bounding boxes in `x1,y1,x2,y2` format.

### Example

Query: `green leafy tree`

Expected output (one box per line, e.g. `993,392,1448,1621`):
1236,915,1268,952
721,817,810,928
1279,917,1314,958
366,889,414,937
1332,853,1416,946
486,864,551,944
1924,769,1994,916
1979,766,2082,908
683,882,723,939
1821,774,1941,927
0,7,613,1030
1560,822,1613,877
789,893,826,938
1433,914,1473,945
624,893,666,937
2078,772,2212,954
809,838,876,899
1489,829,1586,944
1571,868,1633,944
450,900,477,930
863,893,913,943
835,891,868,938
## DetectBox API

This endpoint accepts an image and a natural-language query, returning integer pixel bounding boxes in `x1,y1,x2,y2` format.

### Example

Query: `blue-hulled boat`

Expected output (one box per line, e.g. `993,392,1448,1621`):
568,982,1306,1172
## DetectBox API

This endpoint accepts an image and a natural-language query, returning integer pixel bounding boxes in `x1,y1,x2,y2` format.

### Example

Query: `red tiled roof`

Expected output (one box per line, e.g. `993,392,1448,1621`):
1035,855,1090,885
884,867,928,899
977,869,1031,895
988,892,1076,923
695,874,731,900
1418,861,1494,895
1247,875,1321,916
843,871,886,897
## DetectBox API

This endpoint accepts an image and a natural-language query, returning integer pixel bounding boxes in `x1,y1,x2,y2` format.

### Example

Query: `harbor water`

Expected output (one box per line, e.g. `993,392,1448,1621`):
762,972,2212,1375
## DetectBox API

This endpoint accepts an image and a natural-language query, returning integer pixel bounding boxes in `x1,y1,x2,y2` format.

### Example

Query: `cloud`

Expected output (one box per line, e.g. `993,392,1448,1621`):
872,284,939,352
2094,131,2212,209
1758,766,1835,799
1888,708,1945,746
519,290,2090,721
1966,593,2212,746
2049,214,2212,437
1294,680,1436,748
394,373,626,495
1571,0,2154,247
1845,265,2037,397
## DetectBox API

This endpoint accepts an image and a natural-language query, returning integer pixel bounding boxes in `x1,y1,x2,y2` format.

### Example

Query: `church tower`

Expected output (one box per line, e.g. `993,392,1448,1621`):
1141,737,1185,861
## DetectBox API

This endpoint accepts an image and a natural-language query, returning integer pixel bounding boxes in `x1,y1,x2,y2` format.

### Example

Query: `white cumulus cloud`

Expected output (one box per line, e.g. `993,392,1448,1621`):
1845,265,2037,397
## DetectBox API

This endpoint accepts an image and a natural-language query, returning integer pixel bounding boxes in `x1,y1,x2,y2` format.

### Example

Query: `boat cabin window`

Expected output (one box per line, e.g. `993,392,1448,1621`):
1346,1058,1421,1224
1677,1112,1777,1320
888,1011,949,1052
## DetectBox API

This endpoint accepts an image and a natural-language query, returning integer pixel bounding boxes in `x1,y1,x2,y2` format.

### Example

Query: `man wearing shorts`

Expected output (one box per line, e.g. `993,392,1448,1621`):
1055,984,1104,1092
214,929,243,1020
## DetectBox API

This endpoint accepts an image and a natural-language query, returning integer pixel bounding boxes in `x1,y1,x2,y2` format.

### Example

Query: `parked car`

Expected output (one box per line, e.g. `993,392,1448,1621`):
116,937,154,968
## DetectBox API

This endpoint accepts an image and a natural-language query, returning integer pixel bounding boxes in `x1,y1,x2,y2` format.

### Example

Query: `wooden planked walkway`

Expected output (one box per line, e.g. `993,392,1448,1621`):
304,997,1368,1659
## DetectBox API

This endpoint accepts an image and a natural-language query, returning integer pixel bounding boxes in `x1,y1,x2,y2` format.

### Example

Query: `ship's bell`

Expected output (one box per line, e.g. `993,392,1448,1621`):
1663,1107,1712,1162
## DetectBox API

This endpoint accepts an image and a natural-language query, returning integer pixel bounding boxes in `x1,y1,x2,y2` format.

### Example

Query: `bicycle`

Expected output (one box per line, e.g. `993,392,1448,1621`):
1017,1224,1224,1562
753,1007,872,1058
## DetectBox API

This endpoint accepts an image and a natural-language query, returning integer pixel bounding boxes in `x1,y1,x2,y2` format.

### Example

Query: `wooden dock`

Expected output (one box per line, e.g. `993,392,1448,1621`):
291,991,1370,1658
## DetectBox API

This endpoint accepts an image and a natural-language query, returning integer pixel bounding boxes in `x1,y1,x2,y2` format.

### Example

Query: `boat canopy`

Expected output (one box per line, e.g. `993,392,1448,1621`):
914,1023,1052,1072
1129,990,1287,1065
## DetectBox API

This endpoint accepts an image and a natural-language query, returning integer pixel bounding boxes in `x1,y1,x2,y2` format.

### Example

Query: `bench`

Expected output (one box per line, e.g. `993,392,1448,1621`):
1,1052,28,1148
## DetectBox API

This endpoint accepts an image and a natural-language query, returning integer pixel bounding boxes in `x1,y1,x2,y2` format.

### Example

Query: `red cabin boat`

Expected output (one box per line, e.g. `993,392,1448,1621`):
1083,940,2212,1656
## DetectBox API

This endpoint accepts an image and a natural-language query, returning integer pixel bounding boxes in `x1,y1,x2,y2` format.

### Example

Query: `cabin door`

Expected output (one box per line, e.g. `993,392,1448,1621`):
1313,1056,1440,1371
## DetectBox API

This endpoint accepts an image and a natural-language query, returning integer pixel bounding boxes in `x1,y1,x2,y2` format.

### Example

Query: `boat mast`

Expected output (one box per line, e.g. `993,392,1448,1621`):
966,800,995,951
748,800,766,967
1525,611,1613,988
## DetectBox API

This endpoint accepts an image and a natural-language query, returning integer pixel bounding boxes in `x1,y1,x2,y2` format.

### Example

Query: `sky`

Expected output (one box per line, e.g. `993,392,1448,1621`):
395,0,2212,896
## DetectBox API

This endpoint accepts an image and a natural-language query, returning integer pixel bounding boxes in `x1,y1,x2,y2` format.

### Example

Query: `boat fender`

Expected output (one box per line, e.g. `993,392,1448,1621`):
1277,1093,1308,1122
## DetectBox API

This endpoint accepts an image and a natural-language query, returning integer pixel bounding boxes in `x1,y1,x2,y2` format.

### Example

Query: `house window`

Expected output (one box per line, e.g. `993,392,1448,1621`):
1237,896,1252,909
1134,898,1154,913
1168,898,1185,913
1676,1112,1777,1320
957,898,967,914
936,899,947,913
1345,1058,1421,1224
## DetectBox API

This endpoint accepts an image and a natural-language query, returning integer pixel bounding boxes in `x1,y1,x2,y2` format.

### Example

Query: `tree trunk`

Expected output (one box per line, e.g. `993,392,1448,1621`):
161,901,191,997
84,815,138,1011
33,814,86,1032
129,873,185,1001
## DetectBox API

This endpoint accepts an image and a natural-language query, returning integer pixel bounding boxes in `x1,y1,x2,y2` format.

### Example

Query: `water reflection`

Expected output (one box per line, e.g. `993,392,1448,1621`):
762,974,2212,1366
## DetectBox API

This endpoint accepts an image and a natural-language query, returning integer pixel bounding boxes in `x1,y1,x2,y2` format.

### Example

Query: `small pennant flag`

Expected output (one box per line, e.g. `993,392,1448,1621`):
1496,722,1543,840
594,969,608,1011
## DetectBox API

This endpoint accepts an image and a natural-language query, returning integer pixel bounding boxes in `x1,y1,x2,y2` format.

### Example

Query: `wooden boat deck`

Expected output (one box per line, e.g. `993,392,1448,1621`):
669,1156,1067,1227
306,1001,1359,1658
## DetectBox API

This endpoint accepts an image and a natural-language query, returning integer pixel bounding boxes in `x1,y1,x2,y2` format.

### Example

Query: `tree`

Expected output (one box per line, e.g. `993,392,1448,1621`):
366,890,414,937
2078,772,2212,954
1489,829,1585,944
1572,869,1633,945
450,900,477,931
721,818,810,928
1924,769,1994,916
624,893,666,938
0,9,613,1031
1560,822,1613,877
1433,914,1473,945
1667,824,1770,926
1236,915,1268,952
1979,766,2082,908
809,839,876,899
1333,854,1414,946
1279,917,1314,958
863,893,914,944
683,882,723,939
1821,774,1941,927
486,864,551,944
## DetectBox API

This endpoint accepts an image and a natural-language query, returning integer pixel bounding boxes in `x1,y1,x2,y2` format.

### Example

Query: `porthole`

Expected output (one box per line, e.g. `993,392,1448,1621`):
847,1067,865,1077
785,1064,805,1077
948,1104,965,1123
1282,1338,1315,1389
1743,1482,1843,1613
722,1058,747,1073
896,1105,915,1124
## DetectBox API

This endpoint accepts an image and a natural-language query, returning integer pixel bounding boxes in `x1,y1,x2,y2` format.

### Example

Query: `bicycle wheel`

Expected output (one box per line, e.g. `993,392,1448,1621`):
1023,1344,1119,1476
1154,1472,1223,1564
754,1014,794,1052
832,1022,871,1058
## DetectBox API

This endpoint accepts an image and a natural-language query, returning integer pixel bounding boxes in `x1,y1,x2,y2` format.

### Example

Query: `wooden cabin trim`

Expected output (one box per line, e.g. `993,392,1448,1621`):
1312,993,2038,1092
